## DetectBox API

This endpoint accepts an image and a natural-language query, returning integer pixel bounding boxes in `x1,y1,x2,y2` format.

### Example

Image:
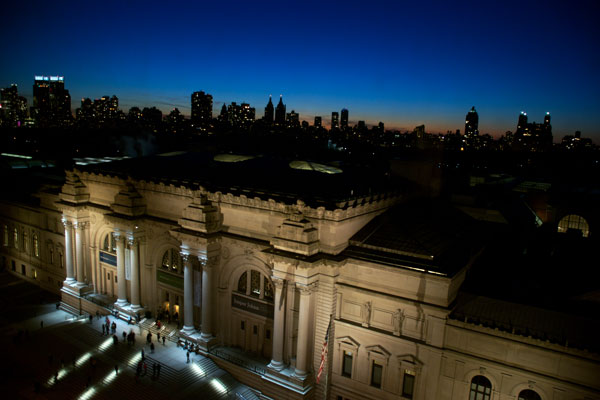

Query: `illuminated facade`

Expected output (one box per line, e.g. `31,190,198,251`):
464,106,479,140
1,153,598,400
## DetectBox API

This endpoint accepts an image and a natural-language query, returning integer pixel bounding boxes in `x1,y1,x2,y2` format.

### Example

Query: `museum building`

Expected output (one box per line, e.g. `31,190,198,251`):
1,151,598,400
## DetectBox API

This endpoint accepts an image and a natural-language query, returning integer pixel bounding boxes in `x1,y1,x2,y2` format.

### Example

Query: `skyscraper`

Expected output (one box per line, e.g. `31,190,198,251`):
275,95,286,125
286,110,299,127
191,91,213,127
314,116,322,128
0,84,28,128
341,108,349,129
544,111,551,127
464,106,479,139
516,111,528,134
331,112,339,130
32,75,71,127
264,95,274,123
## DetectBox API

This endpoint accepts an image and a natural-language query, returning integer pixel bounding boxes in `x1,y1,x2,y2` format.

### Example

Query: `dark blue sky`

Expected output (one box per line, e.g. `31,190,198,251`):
2,0,599,140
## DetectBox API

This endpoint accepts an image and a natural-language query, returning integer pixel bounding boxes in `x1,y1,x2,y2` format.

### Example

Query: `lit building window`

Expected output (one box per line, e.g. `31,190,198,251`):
102,233,117,253
161,249,182,274
557,214,590,237
518,389,541,400
251,270,260,296
371,361,383,388
342,351,353,378
469,375,492,400
402,370,415,399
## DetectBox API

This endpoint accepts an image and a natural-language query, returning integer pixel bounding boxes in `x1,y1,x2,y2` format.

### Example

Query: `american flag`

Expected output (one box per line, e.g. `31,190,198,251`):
316,316,332,384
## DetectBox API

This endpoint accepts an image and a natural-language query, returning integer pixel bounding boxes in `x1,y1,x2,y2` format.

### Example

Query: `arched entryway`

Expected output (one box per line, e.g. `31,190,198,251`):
230,267,274,359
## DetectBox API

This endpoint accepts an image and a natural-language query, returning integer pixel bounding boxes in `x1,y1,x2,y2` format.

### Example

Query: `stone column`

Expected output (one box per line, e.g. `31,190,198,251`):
74,222,86,286
200,258,214,340
268,277,286,371
115,233,128,306
181,253,195,335
294,283,313,378
129,237,141,310
62,218,76,285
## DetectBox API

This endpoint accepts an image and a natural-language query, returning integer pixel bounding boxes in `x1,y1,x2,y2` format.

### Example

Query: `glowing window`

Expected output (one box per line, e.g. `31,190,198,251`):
469,375,491,400
102,233,117,253
264,277,273,301
251,270,260,296
161,249,182,274
557,214,590,237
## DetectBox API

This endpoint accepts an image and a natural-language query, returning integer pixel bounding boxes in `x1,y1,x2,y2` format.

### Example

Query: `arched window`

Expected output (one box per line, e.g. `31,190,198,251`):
557,214,590,238
33,234,39,257
469,375,492,400
102,233,117,253
237,269,274,301
518,389,541,400
14,227,19,249
161,249,182,274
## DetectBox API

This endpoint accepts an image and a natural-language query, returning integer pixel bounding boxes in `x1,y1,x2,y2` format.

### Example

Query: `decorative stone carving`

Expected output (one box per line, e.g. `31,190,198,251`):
362,301,372,327
393,309,405,336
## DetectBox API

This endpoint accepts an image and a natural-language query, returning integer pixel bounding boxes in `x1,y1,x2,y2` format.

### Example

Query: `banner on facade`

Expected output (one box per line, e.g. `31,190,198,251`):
125,250,131,281
99,251,117,266
157,270,184,290
231,294,274,319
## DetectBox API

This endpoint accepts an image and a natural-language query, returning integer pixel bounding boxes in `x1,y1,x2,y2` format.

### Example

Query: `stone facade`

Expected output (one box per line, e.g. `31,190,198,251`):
1,166,598,400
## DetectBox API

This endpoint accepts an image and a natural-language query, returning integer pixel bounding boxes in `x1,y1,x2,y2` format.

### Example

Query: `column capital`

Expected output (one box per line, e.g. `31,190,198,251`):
127,236,140,246
61,217,72,228
272,276,286,289
112,231,123,240
73,221,88,230
296,282,316,295
180,251,191,263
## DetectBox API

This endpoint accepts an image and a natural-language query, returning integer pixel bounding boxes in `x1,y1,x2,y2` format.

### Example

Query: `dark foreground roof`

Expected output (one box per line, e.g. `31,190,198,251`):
344,200,483,277
75,151,407,209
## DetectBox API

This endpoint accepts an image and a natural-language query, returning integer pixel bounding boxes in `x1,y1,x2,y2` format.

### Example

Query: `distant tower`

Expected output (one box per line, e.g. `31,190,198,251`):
32,75,71,127
517,111,528,134
275,95,286,125
341,108,349,129
544,112,551,126
314,116,322,128
264,95,274,123
219,103,228,122
191,91,213,127
464,106,479,139
331,112,339,130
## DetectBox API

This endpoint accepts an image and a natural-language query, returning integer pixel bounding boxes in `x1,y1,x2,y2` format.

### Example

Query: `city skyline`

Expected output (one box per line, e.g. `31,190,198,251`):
1,1,599,139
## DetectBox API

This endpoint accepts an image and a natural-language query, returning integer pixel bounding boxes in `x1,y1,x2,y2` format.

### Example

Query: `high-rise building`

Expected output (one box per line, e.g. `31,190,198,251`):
341,108,349,129
331,112,339,130
314,116,322,128
513,111,553,151
0,84,28,128
241,103,255,126
191,91,213,127
286,110,299,127
32,75,71,127
464,106,479,139
264,95,274,124
516,111,528,134
275,95,286,125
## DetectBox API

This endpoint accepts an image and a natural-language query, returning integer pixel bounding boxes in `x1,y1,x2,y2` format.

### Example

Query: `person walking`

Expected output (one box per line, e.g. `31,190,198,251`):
186,350,190,363
102,324,105,335
162,336,166,345
141,348,145,361
122,331,127,342
114,364,118,375
40,320,44,329
150,342,155,353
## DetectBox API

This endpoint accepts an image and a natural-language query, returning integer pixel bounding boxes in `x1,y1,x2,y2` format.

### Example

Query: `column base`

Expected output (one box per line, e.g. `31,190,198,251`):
291,369,308,381
75,281,87,288
114,299,129,308
180,325,196,336
267,359,286,372
64,277,77,286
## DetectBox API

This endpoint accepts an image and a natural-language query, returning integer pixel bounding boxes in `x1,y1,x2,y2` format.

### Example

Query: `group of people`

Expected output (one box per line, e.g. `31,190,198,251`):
101,316,117,336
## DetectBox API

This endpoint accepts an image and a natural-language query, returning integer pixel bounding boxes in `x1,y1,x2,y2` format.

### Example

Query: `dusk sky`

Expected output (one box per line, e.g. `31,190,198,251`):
2,0,599,140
